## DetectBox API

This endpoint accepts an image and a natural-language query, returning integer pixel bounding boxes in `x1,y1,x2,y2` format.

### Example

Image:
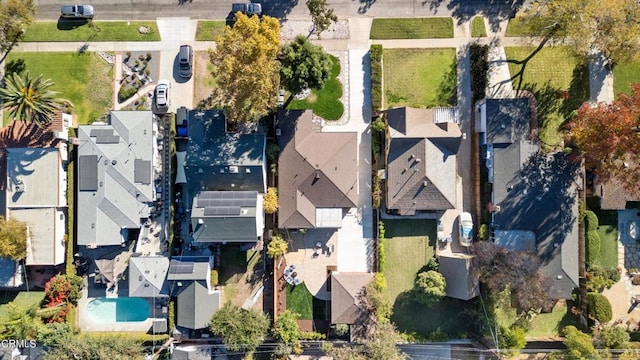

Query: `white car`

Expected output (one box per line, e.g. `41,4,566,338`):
459,212,473,247
154,80,170,113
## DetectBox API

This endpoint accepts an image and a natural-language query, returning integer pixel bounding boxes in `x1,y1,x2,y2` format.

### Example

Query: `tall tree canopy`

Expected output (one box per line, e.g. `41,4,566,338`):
0,216,27,260
272,310,300,345
328,322,407,360
280,35,333,96
208,13,280,125
44,334,143,360
209,303,270,353
518,0,640,63
0,0,35,62
412,270,446,306
568,83,640,194
0,70,70,128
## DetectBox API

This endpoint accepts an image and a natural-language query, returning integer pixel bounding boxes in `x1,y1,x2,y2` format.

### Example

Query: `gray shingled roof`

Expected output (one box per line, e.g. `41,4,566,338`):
486,98,580,300
167,256,212,282
176,281,221,330
185,109,266,194
77,111,154,247
330,272,374,324
129,255,170,297
277,110,358,229
385,107,461,215
438,253,479,300
190,191,262,242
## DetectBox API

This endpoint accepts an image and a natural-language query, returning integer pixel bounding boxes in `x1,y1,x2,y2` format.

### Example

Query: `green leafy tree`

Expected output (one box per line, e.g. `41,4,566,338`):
208,13,281,125
0,216,27,260
0,302,44,340
327,322,406,360
209,303,270,353
412,270,446,306
36,322,76,348
499,326,527,357
280,35,333,96
517,0,640,64
563,325,599,360
0,71,70,128
306,0,338,38
267,234,288,259
0,0,35,63
272,310,300,345
43,334,143,360
596,326,629,349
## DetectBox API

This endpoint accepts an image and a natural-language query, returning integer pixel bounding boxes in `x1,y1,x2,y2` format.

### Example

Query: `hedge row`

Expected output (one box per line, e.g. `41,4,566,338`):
370,44,383,113
586,230,601,266
469,44,489,103
585,210,599,232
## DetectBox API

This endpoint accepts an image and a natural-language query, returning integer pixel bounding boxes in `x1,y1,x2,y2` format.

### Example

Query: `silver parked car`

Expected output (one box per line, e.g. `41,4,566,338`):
154,80,170,113
459,212,473,247
60,4,94,19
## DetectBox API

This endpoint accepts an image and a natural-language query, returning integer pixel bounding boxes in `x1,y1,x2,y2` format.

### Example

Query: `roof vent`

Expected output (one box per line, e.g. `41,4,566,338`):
112,160,117,165
423,180,428,187
556,275,563,280
219,168,224,174
314,172,320,180
415,158,422,163
198,219,204,225
14,178,25,193
229,166,239,173
495,205,501,212
501,123,506,129
245,168,251,174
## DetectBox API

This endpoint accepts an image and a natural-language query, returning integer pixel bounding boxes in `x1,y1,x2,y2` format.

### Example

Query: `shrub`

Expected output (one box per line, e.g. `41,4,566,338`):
372,174,382,209
587,292,612,323
371,116,386,133
586,273,614,292
210,270,219,287
424,257,439,272
412,270,446,306
586,230,601,266
478,223,489,240
370,44,383,113
299,331,325,340
373,272,386,291
168,300,175,332
263,187,279,214
578,198,585,223
597,326,630,349
118,86,138,103
500,325,526,357
378,238,386,272
585,210,599,231
469,44,489,103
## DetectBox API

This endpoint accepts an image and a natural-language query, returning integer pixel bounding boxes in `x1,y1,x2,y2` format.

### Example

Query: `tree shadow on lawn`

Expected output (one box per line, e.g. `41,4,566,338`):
56,19,90,31
390,291,471,337
435,58,458,107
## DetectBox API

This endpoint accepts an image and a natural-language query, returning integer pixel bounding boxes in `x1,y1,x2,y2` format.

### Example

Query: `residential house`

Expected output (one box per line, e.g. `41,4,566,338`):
129,255,170,297
438,253,479,300
478,98,580,300
76,111,156,247
277,110,358,229
384,107,462,216
330,272,374,341
594,174,640,210
167,256,220,331
6,148,67,266
191,191,263,243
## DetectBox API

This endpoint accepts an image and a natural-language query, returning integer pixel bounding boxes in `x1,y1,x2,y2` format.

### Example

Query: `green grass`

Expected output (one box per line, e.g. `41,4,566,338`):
505,46,589,150
287,55,344,120
195,21,229,41
370,18,454,39
23,21,160,42
383,48,457,109
0,291,45,321
219,246,260,284
528,302,577,337
286,283,313,320
471,17,487,37
613,60,640,98
381,219,436,303
593,210,619,269
505,17,534,37
6,52,112,124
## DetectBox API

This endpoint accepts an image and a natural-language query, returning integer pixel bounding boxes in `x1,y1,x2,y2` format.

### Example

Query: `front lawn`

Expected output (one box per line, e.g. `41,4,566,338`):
505,17,534,37
22,21,160,42
287,55,344,120
613,60,640,98
370,18,453,39
195,21,229,41
505,46,589,150
286,283,313,320
383,48,457,109
6,52,113,125
0,291,45,321
593,210,619,269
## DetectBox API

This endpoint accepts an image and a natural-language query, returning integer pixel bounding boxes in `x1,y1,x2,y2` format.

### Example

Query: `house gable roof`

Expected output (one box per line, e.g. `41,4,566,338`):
278,110,358,229
385,107,461,215
185,109,266,193
190,191,262,242
330,272,374,324
76,111,154,247
175,280,220,330
486,98,580,299
129,255,170,297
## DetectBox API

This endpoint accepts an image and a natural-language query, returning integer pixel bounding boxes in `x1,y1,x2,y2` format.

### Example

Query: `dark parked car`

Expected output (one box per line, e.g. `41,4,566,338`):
232,3,262,16
60,4,95,19
178,45,193,79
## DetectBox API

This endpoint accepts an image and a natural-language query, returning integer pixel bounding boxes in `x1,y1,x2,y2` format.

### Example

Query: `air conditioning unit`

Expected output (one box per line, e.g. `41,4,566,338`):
275,128,281,136
15,184,25,193
229,166,239,173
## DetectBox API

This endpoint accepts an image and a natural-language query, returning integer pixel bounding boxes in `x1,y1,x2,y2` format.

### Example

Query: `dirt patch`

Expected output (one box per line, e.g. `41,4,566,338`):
220,246,265,312
193,51,216,108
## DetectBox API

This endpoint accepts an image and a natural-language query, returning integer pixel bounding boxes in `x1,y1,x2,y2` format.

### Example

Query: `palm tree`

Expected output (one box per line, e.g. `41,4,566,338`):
0,70,70,128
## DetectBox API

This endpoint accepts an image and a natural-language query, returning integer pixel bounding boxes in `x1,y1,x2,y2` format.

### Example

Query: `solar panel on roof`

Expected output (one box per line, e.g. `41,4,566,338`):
78,155,98,191
169,261,194,274
203,206,241,216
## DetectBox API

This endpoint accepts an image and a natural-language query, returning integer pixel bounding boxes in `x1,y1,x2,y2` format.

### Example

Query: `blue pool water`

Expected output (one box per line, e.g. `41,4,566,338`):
86,298,150,323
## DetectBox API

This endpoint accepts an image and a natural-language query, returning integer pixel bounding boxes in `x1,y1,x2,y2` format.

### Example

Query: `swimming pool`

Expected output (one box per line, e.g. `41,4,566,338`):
86,297,150,323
